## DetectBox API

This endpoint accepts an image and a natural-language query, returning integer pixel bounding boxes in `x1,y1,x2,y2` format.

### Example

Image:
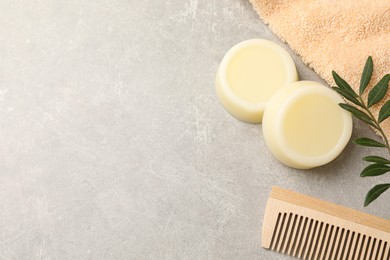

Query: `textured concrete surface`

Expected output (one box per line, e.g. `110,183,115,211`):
0,0,388,259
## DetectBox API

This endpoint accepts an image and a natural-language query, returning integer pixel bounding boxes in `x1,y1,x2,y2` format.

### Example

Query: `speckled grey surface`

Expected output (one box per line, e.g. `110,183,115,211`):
0,0,388,259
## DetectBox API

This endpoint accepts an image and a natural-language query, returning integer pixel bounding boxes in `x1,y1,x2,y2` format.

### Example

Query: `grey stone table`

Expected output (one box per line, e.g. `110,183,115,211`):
0,0,388,259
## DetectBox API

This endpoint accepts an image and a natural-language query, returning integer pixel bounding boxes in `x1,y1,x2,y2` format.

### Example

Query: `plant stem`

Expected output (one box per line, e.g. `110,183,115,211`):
358,96,390,155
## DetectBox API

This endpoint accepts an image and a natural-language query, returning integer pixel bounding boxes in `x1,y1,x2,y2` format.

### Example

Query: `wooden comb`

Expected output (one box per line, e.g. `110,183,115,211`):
262,186,390,260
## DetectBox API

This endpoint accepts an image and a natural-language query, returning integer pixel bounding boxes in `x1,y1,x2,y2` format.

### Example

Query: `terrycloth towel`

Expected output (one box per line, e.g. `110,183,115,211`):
249,0,390,141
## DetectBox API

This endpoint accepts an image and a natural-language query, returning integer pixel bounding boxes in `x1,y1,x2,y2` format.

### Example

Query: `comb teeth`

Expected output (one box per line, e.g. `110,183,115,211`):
269,212,390,259
262,187,390,260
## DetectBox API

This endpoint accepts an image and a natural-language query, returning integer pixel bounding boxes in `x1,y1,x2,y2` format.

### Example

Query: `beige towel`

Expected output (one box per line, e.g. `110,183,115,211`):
249,0,390,141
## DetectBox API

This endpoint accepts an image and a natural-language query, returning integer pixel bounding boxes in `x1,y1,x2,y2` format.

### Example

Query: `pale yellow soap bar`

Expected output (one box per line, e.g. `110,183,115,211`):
262,81,352,169
215,39,298,123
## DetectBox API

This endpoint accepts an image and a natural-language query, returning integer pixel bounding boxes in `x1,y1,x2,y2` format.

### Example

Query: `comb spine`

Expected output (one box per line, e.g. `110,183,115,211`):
270,186,390,233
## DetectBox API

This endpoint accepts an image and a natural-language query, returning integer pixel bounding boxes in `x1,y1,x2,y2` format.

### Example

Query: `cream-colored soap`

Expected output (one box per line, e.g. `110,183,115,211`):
216,39,298,123
262,81,352,169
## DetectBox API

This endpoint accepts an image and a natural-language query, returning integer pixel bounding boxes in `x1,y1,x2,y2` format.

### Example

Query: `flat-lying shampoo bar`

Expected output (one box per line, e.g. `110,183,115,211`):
216,39,298,123
262,81,352,169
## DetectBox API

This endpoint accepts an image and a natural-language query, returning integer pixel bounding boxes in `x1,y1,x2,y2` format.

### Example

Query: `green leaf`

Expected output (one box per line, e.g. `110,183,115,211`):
364,183,390,207
359,56,373,94
332,71,357,97
339,103,377,128
360,163,390,177
354,137,386,147
367,74,390,107
332,87,364,108
363,156,390,164
378,99,390,123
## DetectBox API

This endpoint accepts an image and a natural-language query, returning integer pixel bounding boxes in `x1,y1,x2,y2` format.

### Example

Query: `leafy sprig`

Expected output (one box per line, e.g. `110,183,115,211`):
332,56,390,207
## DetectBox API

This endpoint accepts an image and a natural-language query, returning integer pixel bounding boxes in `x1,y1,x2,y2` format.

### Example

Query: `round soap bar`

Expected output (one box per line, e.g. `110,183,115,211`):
262,81,352,169
215,39,298,123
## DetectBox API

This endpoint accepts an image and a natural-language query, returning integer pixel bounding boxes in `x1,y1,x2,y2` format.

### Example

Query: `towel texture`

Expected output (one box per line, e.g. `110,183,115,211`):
249,0,390,140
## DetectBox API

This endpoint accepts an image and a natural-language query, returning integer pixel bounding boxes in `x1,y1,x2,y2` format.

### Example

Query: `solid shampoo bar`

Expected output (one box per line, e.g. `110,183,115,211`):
262,81,353,169
215,39,298,123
